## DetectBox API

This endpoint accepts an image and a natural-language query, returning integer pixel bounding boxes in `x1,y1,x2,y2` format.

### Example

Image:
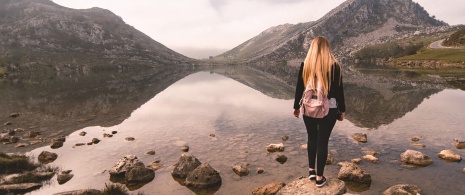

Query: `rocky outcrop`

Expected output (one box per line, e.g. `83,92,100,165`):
252,182,285,195
38,151,58,164
171,153,201,178
277,177,346,195
383,184,423,195
400,150,433,166
108,155,154,190
337,162,372,184
0,0,192,71
185,163,222,189
438,150,462,162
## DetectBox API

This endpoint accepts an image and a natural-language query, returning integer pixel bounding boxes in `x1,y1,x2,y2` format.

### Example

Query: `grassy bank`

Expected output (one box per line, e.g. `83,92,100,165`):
0,152,37,174
0,68,6,76
397,49,465,63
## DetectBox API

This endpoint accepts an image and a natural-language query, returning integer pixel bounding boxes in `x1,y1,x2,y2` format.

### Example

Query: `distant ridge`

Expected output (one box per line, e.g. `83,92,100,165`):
0,0,192,72
219,0,448,63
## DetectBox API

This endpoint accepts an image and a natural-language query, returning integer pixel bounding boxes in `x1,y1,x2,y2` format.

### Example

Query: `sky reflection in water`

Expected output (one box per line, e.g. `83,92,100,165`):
28,71,465,195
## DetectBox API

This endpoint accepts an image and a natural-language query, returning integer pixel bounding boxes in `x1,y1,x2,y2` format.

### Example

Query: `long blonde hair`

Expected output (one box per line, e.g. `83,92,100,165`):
302,36,339,97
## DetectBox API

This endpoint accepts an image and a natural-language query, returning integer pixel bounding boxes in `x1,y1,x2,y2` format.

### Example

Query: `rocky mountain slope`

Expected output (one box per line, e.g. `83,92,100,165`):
0,0,192,73
220,0,448,64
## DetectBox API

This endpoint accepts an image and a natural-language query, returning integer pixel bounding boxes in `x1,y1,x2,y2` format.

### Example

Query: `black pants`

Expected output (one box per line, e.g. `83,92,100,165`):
303,108,338,176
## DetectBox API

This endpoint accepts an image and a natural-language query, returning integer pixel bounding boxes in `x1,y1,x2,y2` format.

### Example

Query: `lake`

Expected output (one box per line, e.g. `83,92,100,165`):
1,65,465,194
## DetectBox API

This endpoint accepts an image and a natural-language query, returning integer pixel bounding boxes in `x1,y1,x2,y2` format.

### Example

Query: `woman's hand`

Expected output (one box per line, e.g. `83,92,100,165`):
293,109,300,118
338,112,345,121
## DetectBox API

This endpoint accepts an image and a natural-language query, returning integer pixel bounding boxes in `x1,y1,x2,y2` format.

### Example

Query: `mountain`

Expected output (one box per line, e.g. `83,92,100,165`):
219,0,448,64
0,0,192,73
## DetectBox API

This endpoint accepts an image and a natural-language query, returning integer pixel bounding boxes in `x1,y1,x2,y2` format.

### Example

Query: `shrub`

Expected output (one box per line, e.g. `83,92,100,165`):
0,152,38,174
102,183,128,195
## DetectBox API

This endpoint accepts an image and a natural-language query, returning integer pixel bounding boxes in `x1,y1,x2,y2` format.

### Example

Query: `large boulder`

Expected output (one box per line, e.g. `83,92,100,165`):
383,184,423,195
277,177,346,195
438,150,462,162
400,150,433,166
171,153,201,178
109,155,145,176
232,163,250,176
252,182,285,195
184,163,222,189
38,151,58,164
125,166,155,183
337,162,372,184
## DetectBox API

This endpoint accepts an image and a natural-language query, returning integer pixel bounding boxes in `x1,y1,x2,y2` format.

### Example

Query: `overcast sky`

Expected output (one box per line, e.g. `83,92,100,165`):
52,0,465,59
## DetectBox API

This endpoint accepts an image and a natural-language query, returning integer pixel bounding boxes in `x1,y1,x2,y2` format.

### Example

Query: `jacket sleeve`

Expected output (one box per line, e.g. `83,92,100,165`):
293,63,305,110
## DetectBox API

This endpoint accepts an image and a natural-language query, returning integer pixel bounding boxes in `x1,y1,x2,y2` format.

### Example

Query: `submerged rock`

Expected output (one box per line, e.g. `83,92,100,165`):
412,143,426,148
277,177,346,195
185,163,222,189
275,154,288,164
125,166,155,184
362,155,379,163
266,143,285,153
453,139,465,149
337,162,372,184
54,189,102,195
282,136,289,141
326,154,335,165
38,151,58,164
147,160,163,171
146,150,156,155
410,136,421,142
351,158,362,164
400,150,433,166
0,183,42,194
50,140,63,149
180,146,189,152
252,182,285,195
383,184,422,195
172,153,201,178
232,163,250,176
257,168,264,174
352,133,367,143
125,137,135,141
9,113,20,118
438,150,462,162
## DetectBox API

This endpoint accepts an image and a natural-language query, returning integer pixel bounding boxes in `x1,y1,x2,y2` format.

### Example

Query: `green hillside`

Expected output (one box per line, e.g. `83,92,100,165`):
443,27,465,47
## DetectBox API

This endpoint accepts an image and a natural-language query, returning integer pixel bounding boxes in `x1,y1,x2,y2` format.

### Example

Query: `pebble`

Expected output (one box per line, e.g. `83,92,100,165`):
79,131,87,136
180,146,189,152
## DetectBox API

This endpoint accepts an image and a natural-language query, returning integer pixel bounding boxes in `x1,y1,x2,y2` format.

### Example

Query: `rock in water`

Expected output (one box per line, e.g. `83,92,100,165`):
438,150,462,162
277,177,346,195
275,154,288,164
57,173,74,185
0,183,42,194
180,146,189,152
352,133,367,143
50,140,63,149
252,182,285,195
337,162,372,184
383,184,422,195
171,153,201,178
185,163,222,189
453,139,465,149
266,143,285,153
125,166,155,183
38,151,58,164
53,189,102,195
362,155,379,163
232,163,250,176
400,150,433,166
109,155,145,176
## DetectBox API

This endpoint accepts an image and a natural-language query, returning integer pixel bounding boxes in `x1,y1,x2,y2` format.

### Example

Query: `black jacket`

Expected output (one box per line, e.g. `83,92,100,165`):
293,62,346,112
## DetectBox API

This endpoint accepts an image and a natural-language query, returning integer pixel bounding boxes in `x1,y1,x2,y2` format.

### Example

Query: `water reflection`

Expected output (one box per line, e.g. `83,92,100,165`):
19,69,465,195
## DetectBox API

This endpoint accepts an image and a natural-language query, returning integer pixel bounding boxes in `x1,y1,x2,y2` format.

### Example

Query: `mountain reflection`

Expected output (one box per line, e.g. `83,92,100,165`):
0,64,454,154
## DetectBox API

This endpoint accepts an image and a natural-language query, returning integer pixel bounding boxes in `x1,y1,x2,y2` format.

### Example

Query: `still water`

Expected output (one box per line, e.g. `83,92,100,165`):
2,65,465,194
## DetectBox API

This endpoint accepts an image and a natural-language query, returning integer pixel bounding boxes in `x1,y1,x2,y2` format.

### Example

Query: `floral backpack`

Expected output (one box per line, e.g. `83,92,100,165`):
299,79,329,118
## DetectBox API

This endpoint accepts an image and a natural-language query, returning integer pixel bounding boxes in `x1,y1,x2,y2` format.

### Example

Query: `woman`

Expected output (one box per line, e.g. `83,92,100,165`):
293,36,346,187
